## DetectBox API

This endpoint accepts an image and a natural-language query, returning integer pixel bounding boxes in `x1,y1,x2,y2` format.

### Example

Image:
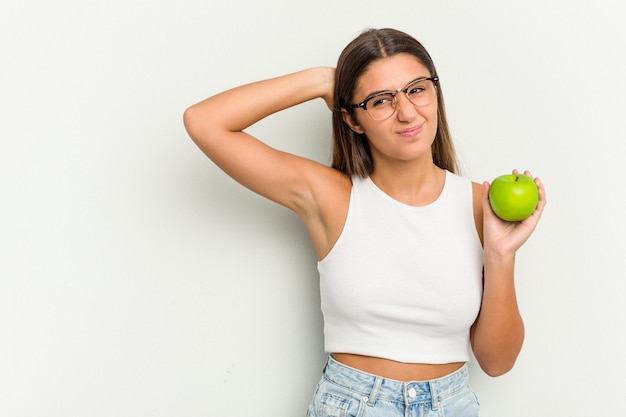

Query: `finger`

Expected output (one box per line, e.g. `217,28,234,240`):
521,176,546,225
535,176,547,207
520,170,544,205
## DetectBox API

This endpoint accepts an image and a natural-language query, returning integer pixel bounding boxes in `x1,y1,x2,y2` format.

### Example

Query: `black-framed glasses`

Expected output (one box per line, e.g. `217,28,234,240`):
349,76,439,121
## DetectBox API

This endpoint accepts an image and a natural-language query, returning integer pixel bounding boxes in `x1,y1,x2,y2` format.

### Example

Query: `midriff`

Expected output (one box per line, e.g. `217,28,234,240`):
331,353,465,382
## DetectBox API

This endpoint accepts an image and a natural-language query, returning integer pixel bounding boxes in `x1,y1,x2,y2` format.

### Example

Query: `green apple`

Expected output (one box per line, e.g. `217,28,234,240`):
488,174,539,222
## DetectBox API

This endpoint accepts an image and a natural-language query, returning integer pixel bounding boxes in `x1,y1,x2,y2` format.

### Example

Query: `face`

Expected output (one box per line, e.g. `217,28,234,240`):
343,53,438,166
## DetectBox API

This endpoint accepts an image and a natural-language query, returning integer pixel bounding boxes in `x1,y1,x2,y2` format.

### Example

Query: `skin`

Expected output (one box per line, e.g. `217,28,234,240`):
342,55,444,207
183,53,547,380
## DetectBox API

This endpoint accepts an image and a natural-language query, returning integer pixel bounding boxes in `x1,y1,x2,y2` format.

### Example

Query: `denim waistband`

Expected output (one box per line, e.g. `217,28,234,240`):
323,356,469,406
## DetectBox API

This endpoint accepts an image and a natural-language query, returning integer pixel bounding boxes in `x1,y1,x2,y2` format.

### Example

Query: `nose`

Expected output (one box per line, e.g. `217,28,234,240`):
393,92,418,121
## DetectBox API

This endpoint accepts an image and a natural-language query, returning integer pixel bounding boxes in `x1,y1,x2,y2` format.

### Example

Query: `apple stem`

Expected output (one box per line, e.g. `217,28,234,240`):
515,175,520,182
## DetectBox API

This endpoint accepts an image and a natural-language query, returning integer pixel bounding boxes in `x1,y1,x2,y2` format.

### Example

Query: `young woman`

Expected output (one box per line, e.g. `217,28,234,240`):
184,28,546,417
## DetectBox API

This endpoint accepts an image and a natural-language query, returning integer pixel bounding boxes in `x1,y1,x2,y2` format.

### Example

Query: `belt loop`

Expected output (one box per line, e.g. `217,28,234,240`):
429,380,440,411
365,376,383,406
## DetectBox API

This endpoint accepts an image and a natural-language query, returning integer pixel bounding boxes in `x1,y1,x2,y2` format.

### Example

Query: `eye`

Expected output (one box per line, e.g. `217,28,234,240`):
369,94,393,108
407,83,426,96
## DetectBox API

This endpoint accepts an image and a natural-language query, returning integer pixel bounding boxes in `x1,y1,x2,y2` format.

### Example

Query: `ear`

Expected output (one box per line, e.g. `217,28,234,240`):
341,109,365,134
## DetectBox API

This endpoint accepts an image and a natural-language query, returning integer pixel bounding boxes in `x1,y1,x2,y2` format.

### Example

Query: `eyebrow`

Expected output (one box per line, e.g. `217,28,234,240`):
365,89,389,98
363,76,431,99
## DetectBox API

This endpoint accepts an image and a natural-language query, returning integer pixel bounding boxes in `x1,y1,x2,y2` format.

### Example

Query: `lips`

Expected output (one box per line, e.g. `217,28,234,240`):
397,124,423,137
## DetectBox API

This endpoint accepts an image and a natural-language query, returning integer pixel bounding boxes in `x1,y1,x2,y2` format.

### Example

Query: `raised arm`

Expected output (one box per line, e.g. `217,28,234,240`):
183,67,337,214
470,171,546,376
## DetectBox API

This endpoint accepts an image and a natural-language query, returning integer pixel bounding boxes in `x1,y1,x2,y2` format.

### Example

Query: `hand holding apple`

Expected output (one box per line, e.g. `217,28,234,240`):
488,173,539,222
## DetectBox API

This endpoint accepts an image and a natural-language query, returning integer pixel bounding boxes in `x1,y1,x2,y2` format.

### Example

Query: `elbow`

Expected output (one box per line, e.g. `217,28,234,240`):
471,323,524,378
182,105,201,139
183,104,223,147
477,351,520,377
481,361,515,378
473,341,521,377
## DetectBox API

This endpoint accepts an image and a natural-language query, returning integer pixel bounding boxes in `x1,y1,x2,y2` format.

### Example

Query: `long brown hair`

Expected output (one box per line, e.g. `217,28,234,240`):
332,28,459,177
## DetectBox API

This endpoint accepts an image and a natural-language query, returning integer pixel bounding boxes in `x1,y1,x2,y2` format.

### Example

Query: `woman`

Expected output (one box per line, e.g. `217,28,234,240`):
183,28,545,416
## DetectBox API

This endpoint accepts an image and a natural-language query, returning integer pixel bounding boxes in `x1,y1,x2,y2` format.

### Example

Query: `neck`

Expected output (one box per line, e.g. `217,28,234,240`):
370,161,445,207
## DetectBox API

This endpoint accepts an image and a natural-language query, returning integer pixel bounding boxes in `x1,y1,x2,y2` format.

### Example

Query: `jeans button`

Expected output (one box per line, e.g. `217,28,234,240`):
408,387,417,399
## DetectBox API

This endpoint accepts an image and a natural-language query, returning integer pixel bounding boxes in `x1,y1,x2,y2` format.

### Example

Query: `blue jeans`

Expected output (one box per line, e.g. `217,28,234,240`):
307,356,480,417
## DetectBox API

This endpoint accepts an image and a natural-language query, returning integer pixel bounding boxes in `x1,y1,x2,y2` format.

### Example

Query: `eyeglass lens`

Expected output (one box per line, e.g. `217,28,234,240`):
366,79,436,120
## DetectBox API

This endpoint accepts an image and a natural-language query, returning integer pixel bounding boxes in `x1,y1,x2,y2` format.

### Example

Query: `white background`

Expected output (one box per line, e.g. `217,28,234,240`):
2,1,625,416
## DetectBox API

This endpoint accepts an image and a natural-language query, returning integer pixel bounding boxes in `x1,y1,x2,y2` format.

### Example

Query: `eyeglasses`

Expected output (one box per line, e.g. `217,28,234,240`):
349,76,439,121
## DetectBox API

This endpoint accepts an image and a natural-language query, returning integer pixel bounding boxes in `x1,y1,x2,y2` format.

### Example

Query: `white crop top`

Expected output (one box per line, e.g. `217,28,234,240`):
318,171,483,364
